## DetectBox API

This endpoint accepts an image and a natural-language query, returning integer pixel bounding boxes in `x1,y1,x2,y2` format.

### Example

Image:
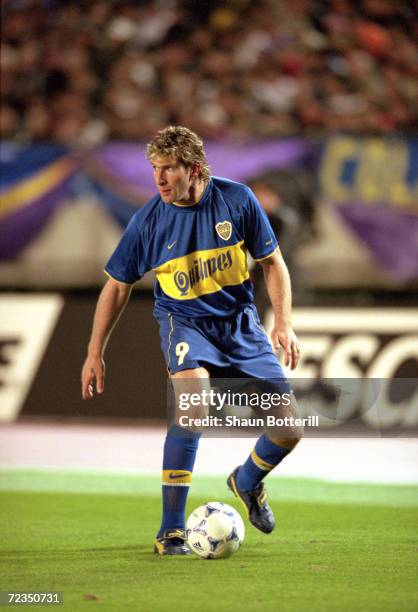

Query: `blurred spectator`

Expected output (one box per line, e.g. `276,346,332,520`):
248,178,305,310
0,0,416,144
250,179,302,265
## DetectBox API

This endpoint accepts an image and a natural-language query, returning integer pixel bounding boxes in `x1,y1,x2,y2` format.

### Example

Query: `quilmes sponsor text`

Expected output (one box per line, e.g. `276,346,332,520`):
174,251,233,296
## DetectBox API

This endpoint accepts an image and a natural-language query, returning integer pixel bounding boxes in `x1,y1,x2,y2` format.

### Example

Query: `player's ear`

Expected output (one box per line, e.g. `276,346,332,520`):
191,162,201,178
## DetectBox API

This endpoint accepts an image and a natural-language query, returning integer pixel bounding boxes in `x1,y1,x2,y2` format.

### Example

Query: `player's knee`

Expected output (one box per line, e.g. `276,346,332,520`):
268,395,304,447
171,368,211,425
268,432,302,450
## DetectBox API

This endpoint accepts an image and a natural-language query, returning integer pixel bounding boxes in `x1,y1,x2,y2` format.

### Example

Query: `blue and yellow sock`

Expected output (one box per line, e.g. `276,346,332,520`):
236,434,292,491
158,424,201,536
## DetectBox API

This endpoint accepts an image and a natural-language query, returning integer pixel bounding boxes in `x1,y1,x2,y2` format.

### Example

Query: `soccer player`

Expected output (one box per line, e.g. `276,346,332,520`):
81,126,302,555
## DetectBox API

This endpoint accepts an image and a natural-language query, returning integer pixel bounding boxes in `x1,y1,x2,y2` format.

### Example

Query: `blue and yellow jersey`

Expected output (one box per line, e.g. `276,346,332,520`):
105,177,278,318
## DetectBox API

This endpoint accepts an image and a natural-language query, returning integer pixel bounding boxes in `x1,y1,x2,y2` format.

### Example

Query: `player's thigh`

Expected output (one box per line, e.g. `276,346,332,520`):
158,313,226,374
228,305,285,378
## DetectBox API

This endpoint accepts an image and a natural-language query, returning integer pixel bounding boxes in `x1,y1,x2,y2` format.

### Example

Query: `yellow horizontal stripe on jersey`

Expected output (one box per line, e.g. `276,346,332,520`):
154,241,249,300
162,470,192,486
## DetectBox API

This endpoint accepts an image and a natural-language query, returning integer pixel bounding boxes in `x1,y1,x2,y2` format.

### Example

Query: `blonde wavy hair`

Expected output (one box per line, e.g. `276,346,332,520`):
146,126,211,182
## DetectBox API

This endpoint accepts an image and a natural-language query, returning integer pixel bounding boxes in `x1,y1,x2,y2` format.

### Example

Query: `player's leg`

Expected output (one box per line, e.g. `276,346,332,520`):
226,306,302,533
236,393,302,490
155,367,210,556
155,312,225,553
228,397,302,534
229,394,302,528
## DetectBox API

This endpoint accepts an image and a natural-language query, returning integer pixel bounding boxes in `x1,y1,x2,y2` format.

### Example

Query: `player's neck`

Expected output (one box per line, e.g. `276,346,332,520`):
175,179,207,207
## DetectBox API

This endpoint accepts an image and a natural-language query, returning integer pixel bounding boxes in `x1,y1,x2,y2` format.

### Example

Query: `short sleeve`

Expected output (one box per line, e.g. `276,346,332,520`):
243,188,279,260
105,214,149,284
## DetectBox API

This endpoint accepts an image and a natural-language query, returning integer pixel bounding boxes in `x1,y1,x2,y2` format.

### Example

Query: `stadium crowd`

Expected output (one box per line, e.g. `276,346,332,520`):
1,0,416,145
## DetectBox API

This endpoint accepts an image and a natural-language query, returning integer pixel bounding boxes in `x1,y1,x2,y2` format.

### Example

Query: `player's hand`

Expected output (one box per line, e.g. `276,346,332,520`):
81,355,105,399
271,324,300,370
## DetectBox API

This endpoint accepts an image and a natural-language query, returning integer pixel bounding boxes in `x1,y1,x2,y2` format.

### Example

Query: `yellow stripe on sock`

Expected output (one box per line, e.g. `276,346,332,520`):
162,470,192,486
251,449,275,472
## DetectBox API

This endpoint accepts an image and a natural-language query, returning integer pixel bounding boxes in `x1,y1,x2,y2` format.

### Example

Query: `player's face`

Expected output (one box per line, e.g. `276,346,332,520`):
151,156,195,204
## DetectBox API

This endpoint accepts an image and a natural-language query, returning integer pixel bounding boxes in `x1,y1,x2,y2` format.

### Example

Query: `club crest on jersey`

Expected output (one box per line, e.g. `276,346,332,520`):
215,221,232,241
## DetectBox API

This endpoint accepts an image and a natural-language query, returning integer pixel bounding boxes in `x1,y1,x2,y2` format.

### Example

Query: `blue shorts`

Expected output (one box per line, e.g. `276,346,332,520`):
156,304,287,381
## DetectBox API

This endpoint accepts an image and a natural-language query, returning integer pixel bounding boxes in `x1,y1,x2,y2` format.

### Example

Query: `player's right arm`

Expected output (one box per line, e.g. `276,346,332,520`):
81,277,133,399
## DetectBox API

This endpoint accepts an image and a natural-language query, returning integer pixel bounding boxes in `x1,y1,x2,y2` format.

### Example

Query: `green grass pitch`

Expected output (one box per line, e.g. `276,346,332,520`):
0,470,417,612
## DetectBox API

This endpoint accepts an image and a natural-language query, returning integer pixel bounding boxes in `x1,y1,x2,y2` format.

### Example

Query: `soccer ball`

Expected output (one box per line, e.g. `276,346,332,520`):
186,502,245,559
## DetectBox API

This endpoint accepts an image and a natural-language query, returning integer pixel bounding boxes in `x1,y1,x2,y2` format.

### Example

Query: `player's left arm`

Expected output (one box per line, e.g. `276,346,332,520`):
259,248,300,370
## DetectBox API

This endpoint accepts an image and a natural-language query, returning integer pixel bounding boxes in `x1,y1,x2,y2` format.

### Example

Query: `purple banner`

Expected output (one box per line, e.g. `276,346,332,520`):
95,139,314,191
338,204,418,280
1,138,417,283
0,178,74,259
0,140,312,261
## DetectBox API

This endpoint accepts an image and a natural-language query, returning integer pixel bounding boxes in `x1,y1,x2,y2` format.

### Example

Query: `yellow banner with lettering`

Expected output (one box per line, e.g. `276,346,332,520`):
320,137,417,209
